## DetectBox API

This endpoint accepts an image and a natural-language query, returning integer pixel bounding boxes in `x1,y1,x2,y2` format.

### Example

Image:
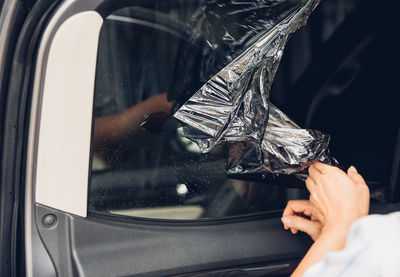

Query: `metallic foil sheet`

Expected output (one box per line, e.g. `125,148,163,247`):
174,0,336,177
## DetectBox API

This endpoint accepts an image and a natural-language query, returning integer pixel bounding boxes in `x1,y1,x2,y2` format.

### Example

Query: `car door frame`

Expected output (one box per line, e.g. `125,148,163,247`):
18,0,315,276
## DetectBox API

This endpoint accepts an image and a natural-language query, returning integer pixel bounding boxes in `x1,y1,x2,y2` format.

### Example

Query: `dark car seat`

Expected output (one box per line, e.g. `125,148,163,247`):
286,0,400,200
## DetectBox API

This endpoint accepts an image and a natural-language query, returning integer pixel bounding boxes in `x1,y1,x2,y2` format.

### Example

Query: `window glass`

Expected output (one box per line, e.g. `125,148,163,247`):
89,1,400,220
88,3,307,220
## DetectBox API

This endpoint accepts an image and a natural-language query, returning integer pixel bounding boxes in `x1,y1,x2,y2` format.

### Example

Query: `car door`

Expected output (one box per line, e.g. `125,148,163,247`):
0,0,399,276
11,0,312,276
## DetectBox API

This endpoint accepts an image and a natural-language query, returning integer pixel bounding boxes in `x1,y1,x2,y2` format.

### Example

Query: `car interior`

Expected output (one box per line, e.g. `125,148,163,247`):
89,0,400,222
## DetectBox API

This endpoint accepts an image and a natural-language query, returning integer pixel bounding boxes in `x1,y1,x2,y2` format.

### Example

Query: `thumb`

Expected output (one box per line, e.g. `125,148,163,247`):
281,216,321,241
347,166,366,185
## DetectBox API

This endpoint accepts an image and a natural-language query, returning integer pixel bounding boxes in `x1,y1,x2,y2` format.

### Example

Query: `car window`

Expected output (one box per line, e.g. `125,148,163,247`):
88,3,308,220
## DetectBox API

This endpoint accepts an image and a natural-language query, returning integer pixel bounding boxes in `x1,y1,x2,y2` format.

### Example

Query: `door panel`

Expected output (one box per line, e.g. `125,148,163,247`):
35,205,309,276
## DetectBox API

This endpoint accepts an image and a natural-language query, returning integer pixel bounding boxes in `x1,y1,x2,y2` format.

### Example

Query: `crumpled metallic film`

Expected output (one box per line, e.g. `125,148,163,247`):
225,103,336,178
174,0,336,176
168,0,317,107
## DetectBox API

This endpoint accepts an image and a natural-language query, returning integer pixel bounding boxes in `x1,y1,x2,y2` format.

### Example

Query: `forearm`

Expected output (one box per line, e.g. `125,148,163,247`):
291,223,349,277
95,101,149,146
94,93,172,147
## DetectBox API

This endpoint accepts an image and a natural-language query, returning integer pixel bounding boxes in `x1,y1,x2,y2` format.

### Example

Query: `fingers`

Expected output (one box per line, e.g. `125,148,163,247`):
308,165,321,182
310,196,325,225
306,178,324,223
281,216,322,241
311,162,333,173
282,200,312,230
282,200,312,217
305,177,316,194
347,166,366,186
309,162,345,178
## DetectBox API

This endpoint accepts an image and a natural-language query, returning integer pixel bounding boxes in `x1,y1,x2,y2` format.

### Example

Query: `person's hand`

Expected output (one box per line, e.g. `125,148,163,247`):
306,162,370,232
140,93,175,133
286,163,370,277
281,200,323,241
144,92,175,113
281,163,369,241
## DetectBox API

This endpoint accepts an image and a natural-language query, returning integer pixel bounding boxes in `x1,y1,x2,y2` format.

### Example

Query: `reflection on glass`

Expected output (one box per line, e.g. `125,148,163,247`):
89,4,304,220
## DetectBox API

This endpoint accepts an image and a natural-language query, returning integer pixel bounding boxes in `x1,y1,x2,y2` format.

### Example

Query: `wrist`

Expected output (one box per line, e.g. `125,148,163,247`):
324,214,362,234
290,221,351,277
318,221,352,250
324,219,352,231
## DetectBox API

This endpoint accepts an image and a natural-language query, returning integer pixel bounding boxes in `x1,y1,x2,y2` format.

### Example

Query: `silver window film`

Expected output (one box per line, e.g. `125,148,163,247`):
174,0,336,176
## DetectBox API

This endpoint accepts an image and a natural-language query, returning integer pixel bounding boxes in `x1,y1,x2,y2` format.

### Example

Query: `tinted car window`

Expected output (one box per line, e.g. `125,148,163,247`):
88,4,306,220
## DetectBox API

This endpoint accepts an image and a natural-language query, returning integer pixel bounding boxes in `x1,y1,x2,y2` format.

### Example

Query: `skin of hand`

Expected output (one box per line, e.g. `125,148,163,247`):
282,200,322,241
281,162,370,277
306,162,370,230
94,92,174,147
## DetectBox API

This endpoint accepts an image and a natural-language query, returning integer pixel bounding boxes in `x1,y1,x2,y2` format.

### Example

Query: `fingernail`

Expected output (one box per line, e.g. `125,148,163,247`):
281,217,291,225
349,166,358,174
